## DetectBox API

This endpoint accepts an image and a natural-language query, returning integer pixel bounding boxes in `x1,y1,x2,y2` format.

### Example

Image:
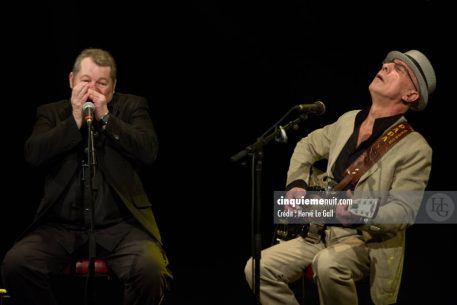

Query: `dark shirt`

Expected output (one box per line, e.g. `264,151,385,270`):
49,122,131,227
47,122,133,251
332,107,403,190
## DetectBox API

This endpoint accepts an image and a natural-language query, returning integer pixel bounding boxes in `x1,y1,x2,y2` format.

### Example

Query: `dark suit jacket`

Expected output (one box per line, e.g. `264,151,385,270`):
24,93,162,244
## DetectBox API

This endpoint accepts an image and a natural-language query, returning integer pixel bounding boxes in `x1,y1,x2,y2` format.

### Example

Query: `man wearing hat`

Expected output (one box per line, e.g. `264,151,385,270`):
245,50,436,305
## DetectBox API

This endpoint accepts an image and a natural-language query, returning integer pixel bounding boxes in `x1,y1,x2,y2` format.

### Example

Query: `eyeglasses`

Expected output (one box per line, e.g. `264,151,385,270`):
383,59,418,91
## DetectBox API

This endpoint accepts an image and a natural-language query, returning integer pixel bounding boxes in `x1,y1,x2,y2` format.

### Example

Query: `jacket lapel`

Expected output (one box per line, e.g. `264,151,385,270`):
354,116,408,185
327,111,359,175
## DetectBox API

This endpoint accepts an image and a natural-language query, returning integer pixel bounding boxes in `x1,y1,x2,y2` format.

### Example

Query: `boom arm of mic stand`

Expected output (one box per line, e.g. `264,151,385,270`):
230,114,309,162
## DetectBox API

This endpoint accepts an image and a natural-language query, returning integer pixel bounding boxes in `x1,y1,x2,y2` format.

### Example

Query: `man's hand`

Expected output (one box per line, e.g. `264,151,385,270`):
87,88,109,121
286,187,306,199
284,187,306,213
70,82,90,129
335,190,360,226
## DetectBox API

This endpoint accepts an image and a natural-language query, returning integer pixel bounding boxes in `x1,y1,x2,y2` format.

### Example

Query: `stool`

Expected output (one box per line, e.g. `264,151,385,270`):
53,258,122,305
291,266,319,305
64,258,110,275
303,265,314,281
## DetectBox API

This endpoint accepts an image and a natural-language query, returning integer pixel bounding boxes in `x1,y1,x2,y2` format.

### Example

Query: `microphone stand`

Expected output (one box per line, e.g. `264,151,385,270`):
81,118,97,305
231,111,312,305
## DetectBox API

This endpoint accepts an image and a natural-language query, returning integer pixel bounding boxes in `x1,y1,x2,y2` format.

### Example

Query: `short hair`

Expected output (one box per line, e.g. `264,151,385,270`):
72,48,117,82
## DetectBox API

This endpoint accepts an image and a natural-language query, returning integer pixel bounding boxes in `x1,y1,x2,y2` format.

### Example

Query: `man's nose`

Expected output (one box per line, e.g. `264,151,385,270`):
382,62,392,72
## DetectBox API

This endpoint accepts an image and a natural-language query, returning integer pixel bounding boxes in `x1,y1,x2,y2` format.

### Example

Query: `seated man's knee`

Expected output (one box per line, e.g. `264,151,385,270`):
245,255,278,287
244,257,270,287
244,257,253,287
131,245,172,296
1,248,29,279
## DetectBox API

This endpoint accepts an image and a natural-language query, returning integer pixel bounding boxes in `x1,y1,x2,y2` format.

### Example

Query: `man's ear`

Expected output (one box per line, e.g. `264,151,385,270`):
69,72,74,89
402,90,420,106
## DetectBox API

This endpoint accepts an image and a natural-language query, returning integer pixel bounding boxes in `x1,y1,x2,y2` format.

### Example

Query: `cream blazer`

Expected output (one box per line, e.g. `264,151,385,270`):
287,110,432,304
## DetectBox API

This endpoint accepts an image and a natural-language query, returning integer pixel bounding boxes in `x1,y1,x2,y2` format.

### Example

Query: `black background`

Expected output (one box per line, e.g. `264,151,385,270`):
2,0,456,304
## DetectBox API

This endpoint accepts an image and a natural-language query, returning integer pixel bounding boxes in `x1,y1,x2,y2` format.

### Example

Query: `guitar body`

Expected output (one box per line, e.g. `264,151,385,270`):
274,185,325,243
273,185,379,243
274,223,308,242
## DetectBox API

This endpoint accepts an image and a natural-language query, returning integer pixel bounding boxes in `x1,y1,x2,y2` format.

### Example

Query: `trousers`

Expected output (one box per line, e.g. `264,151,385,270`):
1,222,172,305
244,226,371,305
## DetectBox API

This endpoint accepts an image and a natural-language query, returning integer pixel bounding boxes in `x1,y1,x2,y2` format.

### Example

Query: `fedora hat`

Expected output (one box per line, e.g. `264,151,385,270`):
384,50,436,111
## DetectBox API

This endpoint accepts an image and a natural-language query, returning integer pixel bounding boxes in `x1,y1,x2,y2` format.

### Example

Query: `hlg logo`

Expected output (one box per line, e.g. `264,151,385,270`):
425,193,455,222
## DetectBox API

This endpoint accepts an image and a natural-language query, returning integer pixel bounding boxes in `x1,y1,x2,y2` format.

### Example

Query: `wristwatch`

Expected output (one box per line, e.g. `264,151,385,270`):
100,112,110,126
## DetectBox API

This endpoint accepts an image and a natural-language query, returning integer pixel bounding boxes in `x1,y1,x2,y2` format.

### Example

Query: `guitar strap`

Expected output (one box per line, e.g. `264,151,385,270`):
304,121,414,244
333,121,414,191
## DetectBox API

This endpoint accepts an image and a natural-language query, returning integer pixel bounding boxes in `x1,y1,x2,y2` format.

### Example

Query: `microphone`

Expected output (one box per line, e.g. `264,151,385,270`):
295,101,326,115
82,100,95,124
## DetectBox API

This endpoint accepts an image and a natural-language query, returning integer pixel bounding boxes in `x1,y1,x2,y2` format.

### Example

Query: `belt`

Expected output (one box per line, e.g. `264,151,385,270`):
301,223,364,244
302,222,325,244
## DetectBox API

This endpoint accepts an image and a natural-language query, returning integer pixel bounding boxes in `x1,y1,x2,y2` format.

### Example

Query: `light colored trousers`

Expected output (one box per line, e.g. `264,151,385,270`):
244,227,371,305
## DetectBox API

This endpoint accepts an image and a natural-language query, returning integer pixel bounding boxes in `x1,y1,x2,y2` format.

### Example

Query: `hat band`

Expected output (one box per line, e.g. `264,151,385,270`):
405,54,428,89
